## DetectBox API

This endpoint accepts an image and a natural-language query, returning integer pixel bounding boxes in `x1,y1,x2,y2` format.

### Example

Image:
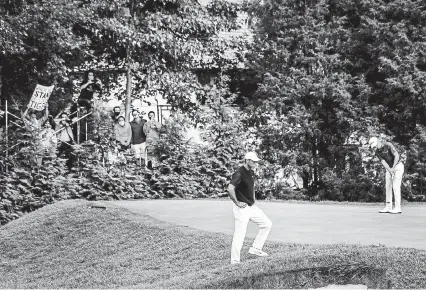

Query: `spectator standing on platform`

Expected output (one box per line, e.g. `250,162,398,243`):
22,106,48,132
130,110,147,166
55,112,75,172
114,116,132,151
78,71,102,111
143,111,161,169
71,71,102,143
22,106,49,166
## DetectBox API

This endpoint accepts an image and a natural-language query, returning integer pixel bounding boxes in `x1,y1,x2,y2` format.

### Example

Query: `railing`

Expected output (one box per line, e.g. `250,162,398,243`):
1,104,95,173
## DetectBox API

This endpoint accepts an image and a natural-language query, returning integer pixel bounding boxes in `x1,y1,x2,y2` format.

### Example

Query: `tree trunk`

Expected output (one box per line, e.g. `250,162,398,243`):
125,63,132,122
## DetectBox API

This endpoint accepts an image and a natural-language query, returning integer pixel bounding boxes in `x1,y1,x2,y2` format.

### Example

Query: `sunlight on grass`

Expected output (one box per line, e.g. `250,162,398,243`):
0,200,425,289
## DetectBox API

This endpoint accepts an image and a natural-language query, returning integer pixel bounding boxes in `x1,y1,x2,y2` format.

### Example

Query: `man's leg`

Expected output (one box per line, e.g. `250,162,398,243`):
391,163,404,213
146,144,153,169
141,142,146,167
133,143,141,165
231,204,250,264
379,170,393,213
249,205,272,255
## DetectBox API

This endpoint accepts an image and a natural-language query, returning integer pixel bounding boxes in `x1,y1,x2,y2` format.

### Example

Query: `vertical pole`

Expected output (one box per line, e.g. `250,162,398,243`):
125,1,134,123
156,98,160,123
77,107,80,144
5,99,8,173
85,119,88,142
125,60,132,122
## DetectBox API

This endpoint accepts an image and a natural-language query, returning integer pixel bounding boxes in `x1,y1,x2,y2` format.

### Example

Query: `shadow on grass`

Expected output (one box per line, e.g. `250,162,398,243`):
220,262,388,289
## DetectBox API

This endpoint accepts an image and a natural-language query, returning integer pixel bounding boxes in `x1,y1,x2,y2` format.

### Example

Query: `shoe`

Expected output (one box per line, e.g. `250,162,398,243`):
248,247,268,257
390,208,402,214
379,207,392,213
231,260,240,265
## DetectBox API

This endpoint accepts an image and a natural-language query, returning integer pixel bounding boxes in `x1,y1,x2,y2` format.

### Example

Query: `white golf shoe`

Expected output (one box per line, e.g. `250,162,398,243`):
249,247,269,257
379,207,392,213
390,208,402,214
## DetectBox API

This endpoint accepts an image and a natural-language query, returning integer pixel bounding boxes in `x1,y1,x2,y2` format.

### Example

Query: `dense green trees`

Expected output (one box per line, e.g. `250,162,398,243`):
2,0,426,212
236,0,426,200
0,0,244,113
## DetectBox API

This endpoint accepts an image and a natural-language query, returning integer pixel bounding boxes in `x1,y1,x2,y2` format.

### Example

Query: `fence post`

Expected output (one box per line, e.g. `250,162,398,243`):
77,107,80,144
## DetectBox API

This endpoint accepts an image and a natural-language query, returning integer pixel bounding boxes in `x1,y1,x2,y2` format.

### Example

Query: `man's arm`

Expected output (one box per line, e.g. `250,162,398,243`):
380,159,393,173
384,141,400,170
227,172,247,208
40,106,49,124
125,124,132,145
227,184,239,205
253,180,256,201
113,124,118,141
143,122,149,135
80,81,91,90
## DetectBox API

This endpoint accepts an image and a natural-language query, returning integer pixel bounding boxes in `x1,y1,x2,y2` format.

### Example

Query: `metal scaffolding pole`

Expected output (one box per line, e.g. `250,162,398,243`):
77,107,80,144
5,99,8,173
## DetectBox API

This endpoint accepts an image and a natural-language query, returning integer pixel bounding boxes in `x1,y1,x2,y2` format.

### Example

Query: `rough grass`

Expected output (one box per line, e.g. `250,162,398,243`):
1,200,426,289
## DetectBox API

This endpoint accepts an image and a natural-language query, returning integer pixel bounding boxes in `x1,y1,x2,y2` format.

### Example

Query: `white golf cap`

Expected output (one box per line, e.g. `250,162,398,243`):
368,137,378,148
244,152,260,162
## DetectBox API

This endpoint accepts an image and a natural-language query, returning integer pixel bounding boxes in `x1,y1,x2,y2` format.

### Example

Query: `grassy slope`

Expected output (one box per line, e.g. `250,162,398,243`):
0,200,425,289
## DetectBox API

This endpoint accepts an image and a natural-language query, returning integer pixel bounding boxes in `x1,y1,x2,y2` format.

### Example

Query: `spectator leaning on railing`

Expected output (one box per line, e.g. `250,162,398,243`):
39,120,58,162
22,105,49,132
78,70,102,112
114,116,132,151
54,112,75,172
22,105,50,166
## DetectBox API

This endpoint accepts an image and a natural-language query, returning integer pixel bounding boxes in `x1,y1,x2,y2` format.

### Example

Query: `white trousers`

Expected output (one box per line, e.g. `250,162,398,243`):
231,203,272,263
385,162,404,210
133,142,146,159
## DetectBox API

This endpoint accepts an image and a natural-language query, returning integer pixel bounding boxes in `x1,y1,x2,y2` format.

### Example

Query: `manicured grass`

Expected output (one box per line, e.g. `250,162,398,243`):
1,200,426,288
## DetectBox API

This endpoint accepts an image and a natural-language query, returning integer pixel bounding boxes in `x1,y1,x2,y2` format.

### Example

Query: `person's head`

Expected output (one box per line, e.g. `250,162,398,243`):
117,116,125,126
28,110,37,120
113,106,121,117
43,121,51,129
60,112,69,119
368,137,382,150
132,110,140,121
84,70,95,82
244,151,260,170
148,111,155,120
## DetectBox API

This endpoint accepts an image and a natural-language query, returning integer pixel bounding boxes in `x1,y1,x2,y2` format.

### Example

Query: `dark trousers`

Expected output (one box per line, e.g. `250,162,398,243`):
58,142,75,172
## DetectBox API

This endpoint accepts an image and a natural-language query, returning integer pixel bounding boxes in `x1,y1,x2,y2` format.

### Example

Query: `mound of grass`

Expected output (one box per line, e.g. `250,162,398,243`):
0,200,425,289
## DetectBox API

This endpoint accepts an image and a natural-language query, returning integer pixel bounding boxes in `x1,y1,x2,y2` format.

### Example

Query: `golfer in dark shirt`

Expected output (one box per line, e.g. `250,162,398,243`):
227,152,272,264
368,137,404,214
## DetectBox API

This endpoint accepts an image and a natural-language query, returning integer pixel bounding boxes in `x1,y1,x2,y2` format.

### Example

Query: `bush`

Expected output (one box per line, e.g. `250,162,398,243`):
318,168,384,202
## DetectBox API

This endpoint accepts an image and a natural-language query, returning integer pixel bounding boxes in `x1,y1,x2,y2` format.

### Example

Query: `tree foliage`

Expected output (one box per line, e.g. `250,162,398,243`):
239,0,426,199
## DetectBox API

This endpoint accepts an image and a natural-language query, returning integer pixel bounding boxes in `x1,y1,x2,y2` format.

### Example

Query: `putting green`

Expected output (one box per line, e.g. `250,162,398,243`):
113,199,426,251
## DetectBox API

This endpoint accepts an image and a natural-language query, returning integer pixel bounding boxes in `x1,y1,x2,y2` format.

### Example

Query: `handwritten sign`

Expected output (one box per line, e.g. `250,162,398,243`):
28,84,54,110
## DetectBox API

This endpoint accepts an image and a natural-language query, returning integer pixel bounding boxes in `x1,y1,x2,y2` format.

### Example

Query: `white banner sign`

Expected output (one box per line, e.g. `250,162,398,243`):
28,84,54,110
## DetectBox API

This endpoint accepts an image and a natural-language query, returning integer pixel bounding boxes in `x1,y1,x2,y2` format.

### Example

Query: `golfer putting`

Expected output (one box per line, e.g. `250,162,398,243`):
368,137,404,214
227,152,272,264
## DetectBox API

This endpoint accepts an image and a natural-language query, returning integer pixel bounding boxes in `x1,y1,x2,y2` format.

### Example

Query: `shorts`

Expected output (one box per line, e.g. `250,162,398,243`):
133,142,146,159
